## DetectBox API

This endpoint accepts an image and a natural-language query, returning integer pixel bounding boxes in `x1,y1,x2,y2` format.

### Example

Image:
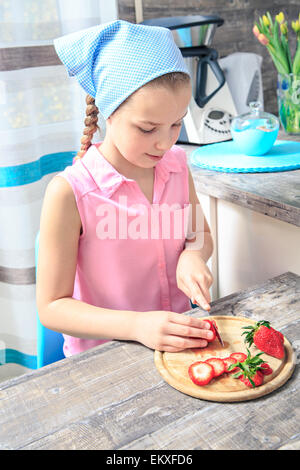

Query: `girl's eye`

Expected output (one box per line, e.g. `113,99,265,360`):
139,127,155,133
138,121,183,134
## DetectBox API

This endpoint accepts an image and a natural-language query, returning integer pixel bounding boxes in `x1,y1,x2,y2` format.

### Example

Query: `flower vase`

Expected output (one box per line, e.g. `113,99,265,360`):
277,73,300,134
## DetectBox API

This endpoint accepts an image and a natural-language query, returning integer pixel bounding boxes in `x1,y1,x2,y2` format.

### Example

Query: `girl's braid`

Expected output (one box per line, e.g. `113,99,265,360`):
74,95,100,160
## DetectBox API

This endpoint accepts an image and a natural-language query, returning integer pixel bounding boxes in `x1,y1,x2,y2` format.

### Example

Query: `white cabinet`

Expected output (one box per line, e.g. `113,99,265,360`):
196,192,300,301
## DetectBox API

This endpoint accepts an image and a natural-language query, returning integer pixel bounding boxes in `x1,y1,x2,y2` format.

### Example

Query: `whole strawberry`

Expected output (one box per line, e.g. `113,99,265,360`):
242,320,284,359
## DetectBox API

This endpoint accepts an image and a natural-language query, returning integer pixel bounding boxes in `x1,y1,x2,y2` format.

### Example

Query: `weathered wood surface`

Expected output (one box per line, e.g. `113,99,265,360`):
184,132,300,227
0,271,299,450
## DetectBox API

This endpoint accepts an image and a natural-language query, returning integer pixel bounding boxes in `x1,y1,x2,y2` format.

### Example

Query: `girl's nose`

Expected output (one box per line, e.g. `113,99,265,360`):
155,132,176,152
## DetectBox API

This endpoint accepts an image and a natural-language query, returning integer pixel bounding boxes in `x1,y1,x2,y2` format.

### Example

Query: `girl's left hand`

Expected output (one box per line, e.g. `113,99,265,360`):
176,249,213,311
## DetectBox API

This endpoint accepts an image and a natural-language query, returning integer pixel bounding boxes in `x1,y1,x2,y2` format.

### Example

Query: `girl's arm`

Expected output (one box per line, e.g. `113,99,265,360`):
36,176,138,341
36,175,213,351
176,168,214,310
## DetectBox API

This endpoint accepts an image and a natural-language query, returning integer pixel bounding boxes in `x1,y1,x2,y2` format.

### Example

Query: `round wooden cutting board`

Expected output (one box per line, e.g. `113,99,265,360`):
154,315,295,402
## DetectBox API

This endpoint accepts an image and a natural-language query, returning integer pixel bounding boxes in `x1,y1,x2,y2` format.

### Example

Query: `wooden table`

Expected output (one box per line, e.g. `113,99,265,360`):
0,271,299,450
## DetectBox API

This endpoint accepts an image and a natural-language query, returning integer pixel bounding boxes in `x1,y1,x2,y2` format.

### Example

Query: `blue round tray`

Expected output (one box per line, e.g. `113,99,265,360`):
190,140,300,173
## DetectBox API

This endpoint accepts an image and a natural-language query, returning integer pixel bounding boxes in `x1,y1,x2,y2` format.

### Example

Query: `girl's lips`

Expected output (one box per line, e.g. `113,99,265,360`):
146,153,163,159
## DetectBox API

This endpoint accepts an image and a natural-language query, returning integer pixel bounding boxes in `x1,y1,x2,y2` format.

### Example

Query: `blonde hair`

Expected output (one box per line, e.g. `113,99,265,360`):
75,72,190,160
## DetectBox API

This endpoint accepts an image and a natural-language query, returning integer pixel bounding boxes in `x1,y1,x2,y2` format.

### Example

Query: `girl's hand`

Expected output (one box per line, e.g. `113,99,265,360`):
176,249,213,311
134,310,214,352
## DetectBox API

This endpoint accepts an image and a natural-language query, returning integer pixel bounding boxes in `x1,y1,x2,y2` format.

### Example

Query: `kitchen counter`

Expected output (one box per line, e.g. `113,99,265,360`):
0,271,299,450
182,131,300,227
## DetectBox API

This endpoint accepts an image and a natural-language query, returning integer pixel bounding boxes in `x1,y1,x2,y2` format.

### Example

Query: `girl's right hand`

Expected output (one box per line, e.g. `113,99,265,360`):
134,310,214,352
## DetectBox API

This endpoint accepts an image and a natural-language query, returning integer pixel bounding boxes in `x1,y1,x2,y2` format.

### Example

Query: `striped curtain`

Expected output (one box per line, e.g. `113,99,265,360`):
0,0,113,382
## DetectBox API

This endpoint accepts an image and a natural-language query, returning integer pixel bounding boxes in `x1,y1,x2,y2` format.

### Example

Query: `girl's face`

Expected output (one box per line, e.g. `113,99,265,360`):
104,82,192,172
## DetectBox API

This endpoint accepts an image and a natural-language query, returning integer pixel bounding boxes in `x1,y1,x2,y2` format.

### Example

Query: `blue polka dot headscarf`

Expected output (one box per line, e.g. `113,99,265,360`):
54,19,190,119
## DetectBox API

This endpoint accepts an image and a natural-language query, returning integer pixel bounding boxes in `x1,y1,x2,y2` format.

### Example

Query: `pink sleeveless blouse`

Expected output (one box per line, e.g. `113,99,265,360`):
56,142,191,356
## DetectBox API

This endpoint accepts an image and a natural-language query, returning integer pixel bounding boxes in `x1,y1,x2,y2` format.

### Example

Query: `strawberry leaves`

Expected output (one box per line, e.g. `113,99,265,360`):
241,320,271,347
241,320,285,359
228,348,265,387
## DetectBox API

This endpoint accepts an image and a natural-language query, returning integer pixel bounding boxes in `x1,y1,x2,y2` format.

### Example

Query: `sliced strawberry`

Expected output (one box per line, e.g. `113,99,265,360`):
222,356,238,373
205,357,225,377
230,352,247,362
188,361,214,386
203,320,216,342
259,363,273,375
239,370,264,388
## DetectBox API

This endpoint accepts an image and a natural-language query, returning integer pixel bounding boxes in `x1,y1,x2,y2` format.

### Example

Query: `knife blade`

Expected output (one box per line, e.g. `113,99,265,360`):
190,298,224,346
211,319,225,347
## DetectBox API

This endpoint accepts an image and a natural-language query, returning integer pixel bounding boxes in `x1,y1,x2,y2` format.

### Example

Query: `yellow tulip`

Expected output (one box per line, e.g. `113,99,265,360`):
292,20,300,33
280,22,288,35
275,12,285,24
262,15,270,26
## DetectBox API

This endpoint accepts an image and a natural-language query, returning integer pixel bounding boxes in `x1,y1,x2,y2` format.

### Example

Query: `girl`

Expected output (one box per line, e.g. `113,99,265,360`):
36,20,214,356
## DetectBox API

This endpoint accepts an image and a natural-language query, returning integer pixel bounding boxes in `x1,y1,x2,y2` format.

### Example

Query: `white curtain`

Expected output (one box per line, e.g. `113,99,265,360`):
0,0,117,382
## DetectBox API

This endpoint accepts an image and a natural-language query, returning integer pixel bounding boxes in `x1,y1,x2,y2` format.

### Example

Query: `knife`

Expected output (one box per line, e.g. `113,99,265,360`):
211,319,225,347
191,298,224,347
